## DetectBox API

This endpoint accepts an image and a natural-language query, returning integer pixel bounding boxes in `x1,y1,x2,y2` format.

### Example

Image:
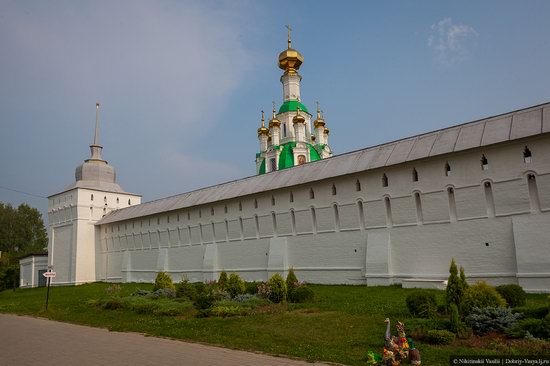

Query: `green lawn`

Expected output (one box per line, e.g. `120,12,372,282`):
0,283,548,365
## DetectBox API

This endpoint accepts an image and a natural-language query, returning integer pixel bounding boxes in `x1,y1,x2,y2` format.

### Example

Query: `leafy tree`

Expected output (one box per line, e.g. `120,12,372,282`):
0,203,48,291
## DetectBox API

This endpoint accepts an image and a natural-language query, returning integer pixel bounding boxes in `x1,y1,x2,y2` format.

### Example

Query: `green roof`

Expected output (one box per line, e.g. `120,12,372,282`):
277,142,321,171
309,143,321,161
258,158,266,175
279,100,309,114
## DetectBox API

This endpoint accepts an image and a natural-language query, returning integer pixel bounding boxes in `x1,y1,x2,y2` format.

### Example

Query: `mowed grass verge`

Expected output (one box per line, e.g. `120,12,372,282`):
0,283,548,365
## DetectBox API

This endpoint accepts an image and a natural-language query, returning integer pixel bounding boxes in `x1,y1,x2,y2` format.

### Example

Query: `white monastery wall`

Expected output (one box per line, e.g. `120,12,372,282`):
96,134,550,291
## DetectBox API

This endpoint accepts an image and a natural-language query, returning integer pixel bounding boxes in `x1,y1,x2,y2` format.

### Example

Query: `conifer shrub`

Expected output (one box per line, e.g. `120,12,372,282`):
506,316,550,340
425,329,455,345
289,285,314,303
286,268,298,290
461,281,507,315
176,278,197,300
218,271,228,290
513,306,549,319
449,303,460,332
495,284,526,307
446,258,465,309
465,307,522,335
460,266,468,289
153,271,175,291
245,281,260,294
406,291,437,319
268,273,287,303
226,273,245,298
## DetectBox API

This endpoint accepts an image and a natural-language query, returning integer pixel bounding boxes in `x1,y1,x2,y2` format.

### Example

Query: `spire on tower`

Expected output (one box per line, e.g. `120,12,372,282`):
286,24,292,49
257,110,269,136
89,102,105,161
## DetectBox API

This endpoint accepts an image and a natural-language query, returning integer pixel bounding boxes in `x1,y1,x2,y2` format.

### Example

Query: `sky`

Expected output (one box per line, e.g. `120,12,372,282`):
1,0,550,223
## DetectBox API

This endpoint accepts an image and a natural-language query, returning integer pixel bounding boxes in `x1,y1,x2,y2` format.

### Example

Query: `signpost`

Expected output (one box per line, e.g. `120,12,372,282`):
43,268,56,310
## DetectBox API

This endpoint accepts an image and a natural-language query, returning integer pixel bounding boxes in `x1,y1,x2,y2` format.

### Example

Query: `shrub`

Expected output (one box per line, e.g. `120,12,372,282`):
101,297,123,310
210,305,246,318
268,274,287,303
425,329,455,345
105,283,122,295
461,281,507,315
506,317,550,340
153,272,175,291
407,318,452,340
210,288,231,302
288,286,314,303
465,307,522,335
257,282,271,299
446,258,465,309
460,266,468,289
450,303,460,332
148,288,176,299
245,281,260,295
286,268,299,290
218,271,228,290
226,273,245,298
406,291,437,319
496,284,526,307
194,292,214,310
513,306,550,319
176,278,197,300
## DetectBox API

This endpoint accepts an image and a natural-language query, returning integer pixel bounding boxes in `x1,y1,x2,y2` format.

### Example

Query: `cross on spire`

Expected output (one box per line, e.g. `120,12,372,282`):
286,25,292,49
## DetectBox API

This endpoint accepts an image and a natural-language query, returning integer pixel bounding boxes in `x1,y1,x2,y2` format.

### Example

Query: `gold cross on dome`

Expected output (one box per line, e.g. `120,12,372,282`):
285,25,292,48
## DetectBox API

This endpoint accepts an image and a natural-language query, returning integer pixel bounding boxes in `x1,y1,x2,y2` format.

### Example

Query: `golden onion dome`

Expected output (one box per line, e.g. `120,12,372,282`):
293,106,306,124
269,106,281,128
324,127,330,135
278,25,303,73
257,110,269,136
313,102,325,128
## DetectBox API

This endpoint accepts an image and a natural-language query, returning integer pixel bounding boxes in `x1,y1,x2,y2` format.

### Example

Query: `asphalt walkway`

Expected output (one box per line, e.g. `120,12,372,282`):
0,314,331,366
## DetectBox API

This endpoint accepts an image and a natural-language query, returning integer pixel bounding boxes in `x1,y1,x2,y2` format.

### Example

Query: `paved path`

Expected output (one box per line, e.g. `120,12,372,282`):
0,314,331,366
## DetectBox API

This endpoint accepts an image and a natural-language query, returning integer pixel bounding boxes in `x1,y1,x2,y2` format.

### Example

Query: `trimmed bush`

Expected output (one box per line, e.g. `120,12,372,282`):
461,281,507,315
268,274,287,303
406,291,437,319
513,306,550,319
465,307,522,335
286,268,298,290
506,316,550,340
227,273,245,298
496,284,526,307
218,271,228,290
289,286,314,303
450,303,460,333
425,329,455,345
244,281,260,295
153,272,175,291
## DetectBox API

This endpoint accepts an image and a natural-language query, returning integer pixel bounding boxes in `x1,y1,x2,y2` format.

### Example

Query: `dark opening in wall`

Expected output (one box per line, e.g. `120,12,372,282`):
311,207,317,234
116,197,119,204
447,187,457,222
187,211,190,220
357,201,365,230
271,195,275,206
177,214,180,222
310,188,315,199
382,174,388,187
271,212,277,235
484,181,495,218
224,205,228,213
211,207,214,216
356,179,362,191
128,199,131,205
91,194,94,201
445,162,451,177
414,192,423,224
104,196,107,203
333,204,340,231
199,210,202,218
254,215,260,239
254,199,258,209
481,155,489,170
290,192,294,202
527,174,541,213
157,217,160,225
167,216,170,224
524,146,532,163
331,184,337,195
239,201,242,211
412,168,419,182
384,197,393,227
290,210,296,235
224,220,229,241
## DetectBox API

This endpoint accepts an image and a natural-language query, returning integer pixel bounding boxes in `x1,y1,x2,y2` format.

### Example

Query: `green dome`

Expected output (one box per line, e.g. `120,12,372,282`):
279,100,309,114
277,142,321,171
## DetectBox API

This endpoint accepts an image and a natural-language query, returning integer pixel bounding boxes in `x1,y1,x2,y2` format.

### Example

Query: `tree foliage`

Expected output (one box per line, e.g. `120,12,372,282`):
446,258,465,310
0,203,48,291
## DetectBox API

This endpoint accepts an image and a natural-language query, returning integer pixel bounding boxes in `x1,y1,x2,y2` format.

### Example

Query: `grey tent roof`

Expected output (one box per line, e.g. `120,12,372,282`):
96,102,550,225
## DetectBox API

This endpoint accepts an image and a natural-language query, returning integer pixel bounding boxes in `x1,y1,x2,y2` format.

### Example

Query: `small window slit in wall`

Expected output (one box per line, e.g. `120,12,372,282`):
91,194,94,201
309,188,315,199
483,182,495,218
290,210,296,236
116,197,119,204
414,192,423,225
254,199,258,209
481,155,489,170
384,197,393,228
382,174,388,187
167,216,170,224
445,162,451,177
254,215,260,239
412,169,419,182
239,217,244,240
271,195,275,206
331,184,337,196
333,204,340,232
211,207,214,216
187,211,191,220
356,179,361,192
527,174,541,213
290,192,294,203
199,210,202,218
128,199,131,205
239,201,242,211
224,205,228,214
224,220,229,242
357,201,365,230
271,212,278,236
447,187,457,222
311,207,317,234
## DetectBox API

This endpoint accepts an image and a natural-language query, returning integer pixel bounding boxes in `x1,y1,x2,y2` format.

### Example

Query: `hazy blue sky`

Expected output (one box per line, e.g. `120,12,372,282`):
1,0,549,222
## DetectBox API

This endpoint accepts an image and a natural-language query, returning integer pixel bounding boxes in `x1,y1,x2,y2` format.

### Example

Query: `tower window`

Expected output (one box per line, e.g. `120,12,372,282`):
254,199,258,209
270,158,276,172
271,195,275,206
481,155,489,170
412,168,419,182
128,199,131,205
445,162,451,176
356,179,361,192
309,188,315,199
290,192,294,203
382,174,388,187
524,146,532,163
91,194,94,201
283,124,287,137
331,184,337,196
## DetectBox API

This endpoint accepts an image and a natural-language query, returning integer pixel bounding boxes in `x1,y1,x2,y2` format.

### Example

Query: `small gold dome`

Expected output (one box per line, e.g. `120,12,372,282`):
269,107,281,128
257,110,269,136
293,106,306,125
313,102,325,128
324,127,330,135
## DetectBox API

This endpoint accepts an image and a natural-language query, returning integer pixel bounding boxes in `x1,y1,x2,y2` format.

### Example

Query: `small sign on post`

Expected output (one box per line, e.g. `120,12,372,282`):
43,268,56,310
